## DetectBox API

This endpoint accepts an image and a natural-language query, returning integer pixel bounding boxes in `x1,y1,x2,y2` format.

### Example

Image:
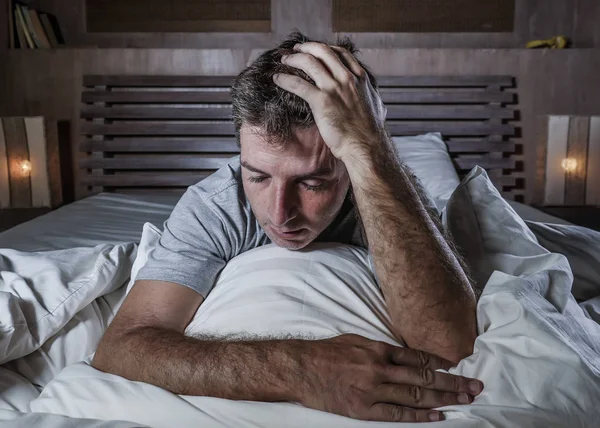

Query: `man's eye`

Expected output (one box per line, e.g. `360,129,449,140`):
248,176,267,183
302,181,325,192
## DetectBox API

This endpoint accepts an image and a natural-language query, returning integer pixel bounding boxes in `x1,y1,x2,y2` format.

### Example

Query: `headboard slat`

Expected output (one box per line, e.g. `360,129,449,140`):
81,105,514,121
375,75,513,87
83,75,235,87
83,75,513,88
81,121,514,137
80,137,240,153
81,89,514,105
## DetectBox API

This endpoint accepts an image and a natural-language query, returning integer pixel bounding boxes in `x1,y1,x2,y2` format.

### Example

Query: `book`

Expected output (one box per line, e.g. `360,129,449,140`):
39,12,65,46
21,4,43,48
15,4,34,48
15,12,27,48
29,9,51,48
39,13,59,47
13,4,26,48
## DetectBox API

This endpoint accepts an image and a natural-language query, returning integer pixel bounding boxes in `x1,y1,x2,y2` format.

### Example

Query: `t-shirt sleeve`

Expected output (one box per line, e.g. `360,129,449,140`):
135,186,232,297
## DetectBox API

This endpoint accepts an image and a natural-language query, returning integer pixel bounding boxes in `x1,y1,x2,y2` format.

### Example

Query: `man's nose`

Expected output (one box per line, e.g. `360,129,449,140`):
270,185,297,227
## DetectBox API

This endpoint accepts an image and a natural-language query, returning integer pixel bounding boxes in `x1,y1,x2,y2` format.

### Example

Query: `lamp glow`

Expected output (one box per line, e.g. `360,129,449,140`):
561,158,577,173
19,160,32,176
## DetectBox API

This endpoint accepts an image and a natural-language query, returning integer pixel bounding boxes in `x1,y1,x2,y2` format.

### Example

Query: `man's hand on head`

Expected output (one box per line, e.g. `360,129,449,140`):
273,42,387,162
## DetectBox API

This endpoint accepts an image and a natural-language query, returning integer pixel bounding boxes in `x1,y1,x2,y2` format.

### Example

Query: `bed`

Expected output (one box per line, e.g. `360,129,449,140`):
1,75,599,427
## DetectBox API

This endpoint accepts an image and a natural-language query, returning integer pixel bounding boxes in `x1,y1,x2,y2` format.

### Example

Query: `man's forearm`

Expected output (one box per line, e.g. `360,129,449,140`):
92,326,305,401
343,138,477,363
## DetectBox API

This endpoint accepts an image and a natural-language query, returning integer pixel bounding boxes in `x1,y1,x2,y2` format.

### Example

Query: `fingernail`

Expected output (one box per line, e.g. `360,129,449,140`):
281,54,289,62
293,43,302,50
429,412,441,422
272,73,280,81
458,393,470,404
469,380,482,394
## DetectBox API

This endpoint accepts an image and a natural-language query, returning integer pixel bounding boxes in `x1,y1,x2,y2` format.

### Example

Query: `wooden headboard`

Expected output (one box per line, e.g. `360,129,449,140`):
79,75,520,200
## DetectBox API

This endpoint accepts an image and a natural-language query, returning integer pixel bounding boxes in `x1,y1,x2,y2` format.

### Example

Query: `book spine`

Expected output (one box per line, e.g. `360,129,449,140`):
21,5,42,48
30,9,51,48
40,13,59,48
15,5,34,48
14,6,26,48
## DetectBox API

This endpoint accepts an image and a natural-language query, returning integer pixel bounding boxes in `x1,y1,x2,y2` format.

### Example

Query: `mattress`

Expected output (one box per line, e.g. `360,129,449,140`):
0,192,568,253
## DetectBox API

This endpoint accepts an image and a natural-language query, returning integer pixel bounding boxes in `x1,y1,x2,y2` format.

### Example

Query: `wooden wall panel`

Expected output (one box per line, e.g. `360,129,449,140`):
24,117,51,207
0,117,58,207
272,0,331,40
564,117,589,205
0,121,10,207
587,118,600,206
2,118,31,208
585,116,600,206
21,0,600,48
333,0,515,33
543,116,568,205
543,115,600,206
86,0,270,33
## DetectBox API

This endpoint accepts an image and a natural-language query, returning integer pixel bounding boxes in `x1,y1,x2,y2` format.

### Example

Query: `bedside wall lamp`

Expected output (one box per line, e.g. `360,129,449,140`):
544,116,600,206
560,157,578,173
18,160,32,177
0,117,62,209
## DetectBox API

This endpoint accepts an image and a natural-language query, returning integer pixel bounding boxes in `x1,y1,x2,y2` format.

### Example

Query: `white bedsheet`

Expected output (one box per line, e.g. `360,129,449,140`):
0,193,180,252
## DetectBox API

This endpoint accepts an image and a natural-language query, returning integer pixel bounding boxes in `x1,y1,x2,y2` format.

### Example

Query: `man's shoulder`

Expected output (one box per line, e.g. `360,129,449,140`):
179,155,248,213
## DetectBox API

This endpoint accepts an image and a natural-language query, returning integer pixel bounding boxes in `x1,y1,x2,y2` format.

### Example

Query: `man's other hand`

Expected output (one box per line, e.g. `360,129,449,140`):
299,334,483,423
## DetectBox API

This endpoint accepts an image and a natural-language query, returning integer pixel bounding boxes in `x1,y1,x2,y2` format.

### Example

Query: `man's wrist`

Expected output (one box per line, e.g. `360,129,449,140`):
275,339,314,403
340,137,393,185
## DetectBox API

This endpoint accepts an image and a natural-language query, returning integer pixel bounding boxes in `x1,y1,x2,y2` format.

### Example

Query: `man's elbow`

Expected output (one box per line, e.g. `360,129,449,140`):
92,329,126,374
451,306,478,364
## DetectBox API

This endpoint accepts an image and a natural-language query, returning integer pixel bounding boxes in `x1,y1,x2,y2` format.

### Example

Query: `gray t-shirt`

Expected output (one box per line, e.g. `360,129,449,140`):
136,156,366,297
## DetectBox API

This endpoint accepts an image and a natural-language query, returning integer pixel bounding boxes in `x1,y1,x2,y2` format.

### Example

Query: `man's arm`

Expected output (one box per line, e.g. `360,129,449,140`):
345,140,477,363
93,280,300,400
93,280,482,422
274,43,477,363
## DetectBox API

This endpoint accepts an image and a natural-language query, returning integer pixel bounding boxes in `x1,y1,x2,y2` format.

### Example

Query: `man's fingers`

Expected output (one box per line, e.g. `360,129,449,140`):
391,347,455,371
368,403,444,423
272,73,319,104
294,42,355,84
385,365,484,395
281,53,336,90
329,45,365,78
329,45,387,123
374,383,473,409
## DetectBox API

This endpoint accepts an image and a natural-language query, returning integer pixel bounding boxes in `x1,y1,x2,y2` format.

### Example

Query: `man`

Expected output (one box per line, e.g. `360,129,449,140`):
93,32,482,423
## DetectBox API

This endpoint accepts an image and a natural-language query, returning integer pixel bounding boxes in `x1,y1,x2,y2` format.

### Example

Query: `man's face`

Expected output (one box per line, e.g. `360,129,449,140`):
240,125,350,250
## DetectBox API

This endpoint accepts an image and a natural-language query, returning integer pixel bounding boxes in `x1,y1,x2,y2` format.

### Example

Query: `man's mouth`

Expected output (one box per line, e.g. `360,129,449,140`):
271,228,305,240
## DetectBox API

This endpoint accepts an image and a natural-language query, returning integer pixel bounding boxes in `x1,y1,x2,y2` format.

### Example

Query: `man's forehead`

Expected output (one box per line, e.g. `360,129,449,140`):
240,125,331,156
239,125,336,173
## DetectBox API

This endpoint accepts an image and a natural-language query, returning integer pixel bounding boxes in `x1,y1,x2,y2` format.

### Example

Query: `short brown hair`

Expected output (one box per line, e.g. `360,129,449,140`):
230,31,378,146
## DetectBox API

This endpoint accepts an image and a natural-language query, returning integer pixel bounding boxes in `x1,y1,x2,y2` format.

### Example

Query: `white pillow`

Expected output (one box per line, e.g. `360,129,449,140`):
392,132,460,212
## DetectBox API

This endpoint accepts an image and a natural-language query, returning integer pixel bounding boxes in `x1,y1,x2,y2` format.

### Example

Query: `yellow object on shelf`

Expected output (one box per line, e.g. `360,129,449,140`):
526,35,569,49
